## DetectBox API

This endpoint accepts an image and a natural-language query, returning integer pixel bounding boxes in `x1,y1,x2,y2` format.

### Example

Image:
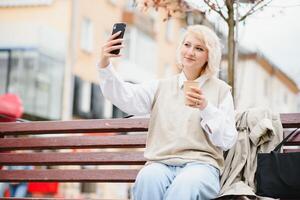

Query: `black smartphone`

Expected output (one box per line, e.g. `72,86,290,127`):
110,23,126,55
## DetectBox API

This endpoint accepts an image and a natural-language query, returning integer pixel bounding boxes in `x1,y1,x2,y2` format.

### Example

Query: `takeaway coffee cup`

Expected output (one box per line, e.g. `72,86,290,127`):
183,81,199,105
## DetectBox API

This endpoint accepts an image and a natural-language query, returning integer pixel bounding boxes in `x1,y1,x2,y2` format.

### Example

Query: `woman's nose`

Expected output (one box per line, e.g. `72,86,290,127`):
186,47,195,55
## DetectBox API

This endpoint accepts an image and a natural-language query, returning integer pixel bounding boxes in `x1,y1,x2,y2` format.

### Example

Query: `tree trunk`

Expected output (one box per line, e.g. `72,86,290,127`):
226,0,236,104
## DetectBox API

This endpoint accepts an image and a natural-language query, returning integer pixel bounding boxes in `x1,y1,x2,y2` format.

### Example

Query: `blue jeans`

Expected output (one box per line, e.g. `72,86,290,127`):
9,183,28,197
132,162,220,200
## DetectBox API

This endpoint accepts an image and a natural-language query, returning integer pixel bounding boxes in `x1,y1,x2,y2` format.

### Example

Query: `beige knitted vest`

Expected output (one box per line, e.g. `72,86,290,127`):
144,74,231,172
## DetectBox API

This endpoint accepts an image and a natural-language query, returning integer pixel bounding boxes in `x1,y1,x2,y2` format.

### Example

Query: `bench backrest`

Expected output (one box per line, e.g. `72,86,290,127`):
0,114,299,183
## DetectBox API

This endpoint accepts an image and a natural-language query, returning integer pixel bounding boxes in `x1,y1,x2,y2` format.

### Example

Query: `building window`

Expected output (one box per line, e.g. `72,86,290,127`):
38,53,64,119
103,99,113,118
165,19,174,42
134,28,157,73
73,77,92,118
91,83,104,118
0,51,9,94
0,49,64,120
81,17,94,53
119,26,157,76
35,73,50,117
80,81,92,113
73,76,108,119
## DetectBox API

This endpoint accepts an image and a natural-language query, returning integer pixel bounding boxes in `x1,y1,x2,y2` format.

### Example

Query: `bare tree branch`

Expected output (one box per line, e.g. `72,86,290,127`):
239,0,273,22
214,0,224,11
203,0,228,21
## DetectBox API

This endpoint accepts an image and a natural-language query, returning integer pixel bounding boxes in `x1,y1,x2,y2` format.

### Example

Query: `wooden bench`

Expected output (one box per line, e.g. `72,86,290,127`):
0,113,299,199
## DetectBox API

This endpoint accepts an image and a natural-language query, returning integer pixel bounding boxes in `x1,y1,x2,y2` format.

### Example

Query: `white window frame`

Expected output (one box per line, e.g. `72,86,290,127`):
80,81,92,113
81,17,94,53
103,99,113,118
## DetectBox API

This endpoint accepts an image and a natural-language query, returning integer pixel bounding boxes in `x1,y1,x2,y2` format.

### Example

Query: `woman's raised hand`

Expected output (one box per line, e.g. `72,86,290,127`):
99,31,124,68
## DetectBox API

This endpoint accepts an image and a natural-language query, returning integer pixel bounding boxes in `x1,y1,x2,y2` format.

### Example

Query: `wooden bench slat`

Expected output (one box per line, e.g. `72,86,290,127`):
283,130,300,145
281,113,300,128
0,114,298,136
0,135,146,151
284,141,300,146
0,152,146,165
283,149,300,153
0,118,149,136
0,169,139,182
0,117,298,150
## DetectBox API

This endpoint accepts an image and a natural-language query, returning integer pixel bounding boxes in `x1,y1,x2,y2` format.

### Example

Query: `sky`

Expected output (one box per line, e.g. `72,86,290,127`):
186,0,300,85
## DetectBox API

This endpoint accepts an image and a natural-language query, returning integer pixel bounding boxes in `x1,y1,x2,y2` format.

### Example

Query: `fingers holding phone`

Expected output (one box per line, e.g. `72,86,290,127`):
99,23,126,68
100,32,124,68
110,23,126,55
103,31,124,57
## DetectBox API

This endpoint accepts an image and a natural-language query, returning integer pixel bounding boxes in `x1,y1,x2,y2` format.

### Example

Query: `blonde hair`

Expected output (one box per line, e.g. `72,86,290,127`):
177,25,222,77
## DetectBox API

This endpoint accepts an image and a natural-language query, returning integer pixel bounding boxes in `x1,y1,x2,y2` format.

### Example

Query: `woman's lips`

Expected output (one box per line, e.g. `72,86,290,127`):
184,57,195,61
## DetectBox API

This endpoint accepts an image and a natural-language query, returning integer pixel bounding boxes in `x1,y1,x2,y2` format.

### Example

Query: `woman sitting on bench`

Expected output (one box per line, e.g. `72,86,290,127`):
98,24,238,200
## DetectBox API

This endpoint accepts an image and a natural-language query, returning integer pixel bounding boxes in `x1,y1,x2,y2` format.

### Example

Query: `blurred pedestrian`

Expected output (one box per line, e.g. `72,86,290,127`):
7,165,32,197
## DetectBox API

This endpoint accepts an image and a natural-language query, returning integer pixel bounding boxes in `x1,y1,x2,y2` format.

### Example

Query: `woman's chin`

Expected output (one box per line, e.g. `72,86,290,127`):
183,63,195,69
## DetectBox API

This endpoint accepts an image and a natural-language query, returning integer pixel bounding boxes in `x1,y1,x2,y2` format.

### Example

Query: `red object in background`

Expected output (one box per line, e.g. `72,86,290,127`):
0,94,59,196
28,182,59,195
0,93,23,122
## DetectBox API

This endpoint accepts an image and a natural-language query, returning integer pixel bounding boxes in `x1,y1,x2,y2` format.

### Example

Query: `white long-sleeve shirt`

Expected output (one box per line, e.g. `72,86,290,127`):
98,63,238,151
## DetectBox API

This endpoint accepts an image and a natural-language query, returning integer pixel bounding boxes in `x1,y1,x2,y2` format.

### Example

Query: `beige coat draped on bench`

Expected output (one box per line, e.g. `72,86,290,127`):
218,108,283,200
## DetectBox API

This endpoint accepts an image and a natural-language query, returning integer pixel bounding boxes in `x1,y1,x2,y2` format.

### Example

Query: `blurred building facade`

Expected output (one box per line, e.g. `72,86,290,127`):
0,0,68,120
221,51,299,113
0,0,299,199
236,53,299,112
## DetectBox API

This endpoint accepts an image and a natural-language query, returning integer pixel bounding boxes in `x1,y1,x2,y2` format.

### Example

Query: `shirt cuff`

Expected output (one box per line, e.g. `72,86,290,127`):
199,102,218,121
98,62,120,80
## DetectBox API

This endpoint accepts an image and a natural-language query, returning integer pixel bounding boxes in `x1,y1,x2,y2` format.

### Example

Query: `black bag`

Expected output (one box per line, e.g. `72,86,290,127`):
256,128,300,198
